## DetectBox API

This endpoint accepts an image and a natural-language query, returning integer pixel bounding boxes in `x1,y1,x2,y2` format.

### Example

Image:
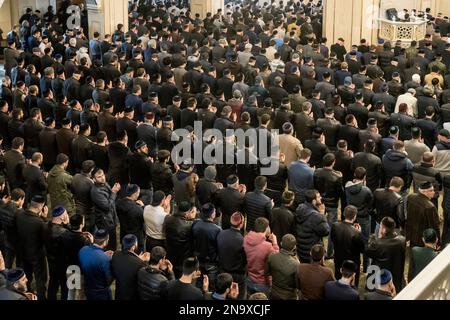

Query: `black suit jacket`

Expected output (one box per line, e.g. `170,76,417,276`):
111,250,146,300
331,222,365,279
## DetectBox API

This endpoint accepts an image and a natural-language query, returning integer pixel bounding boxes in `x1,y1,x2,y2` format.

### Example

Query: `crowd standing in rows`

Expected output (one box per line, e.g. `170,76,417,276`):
0,0,449,301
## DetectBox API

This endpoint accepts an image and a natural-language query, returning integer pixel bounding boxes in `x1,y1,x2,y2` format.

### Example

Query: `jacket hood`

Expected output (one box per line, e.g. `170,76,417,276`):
244,231,267,247
385,149,407,161
296,203,316,224
176,170,191,181
345,181,363,195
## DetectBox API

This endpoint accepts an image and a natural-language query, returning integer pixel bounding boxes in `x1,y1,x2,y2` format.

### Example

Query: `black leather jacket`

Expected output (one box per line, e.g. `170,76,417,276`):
314,168,344,208
137,266,175,300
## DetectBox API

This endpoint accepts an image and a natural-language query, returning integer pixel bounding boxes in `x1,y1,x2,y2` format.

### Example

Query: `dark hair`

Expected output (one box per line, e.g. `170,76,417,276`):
254,176,267,191
323,153,336,167
12,137,25,149
11,188,25,202
305,190,319,204
70,214,85,230
182,257,200,275
354,167,367,180
214,273,233,295
344,205,358,221
254,217,270,233
149,246,167,265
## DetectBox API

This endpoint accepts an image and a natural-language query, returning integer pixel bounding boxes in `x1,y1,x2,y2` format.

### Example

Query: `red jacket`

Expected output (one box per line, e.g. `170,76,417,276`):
243,231,279,284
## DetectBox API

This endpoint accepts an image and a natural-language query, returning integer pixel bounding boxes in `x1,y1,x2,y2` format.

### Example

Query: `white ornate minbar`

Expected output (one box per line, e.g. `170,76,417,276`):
378,18,427,45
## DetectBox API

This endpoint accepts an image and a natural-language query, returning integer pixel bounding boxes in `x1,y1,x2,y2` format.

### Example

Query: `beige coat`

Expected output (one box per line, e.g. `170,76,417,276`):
279,134,303,167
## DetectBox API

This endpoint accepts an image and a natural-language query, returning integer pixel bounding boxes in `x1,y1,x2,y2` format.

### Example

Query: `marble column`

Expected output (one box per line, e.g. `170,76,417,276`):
86,0,128,38
191,0,224,19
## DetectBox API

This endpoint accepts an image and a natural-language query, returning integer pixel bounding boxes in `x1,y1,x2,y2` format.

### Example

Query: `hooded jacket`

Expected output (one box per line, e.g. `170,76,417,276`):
294,203,330,262
243,231,279,285
345,181,373,219
382,149,414,191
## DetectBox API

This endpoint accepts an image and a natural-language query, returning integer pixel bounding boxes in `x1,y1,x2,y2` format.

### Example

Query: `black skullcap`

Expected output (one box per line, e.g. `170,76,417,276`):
44,117,55,126
135,140,147,150
227,175,239,185
178,201,193,213
367,118,377,126
121,234,138,250
52,206,66,218
31,195,46,204
6,268,25,283
94,229,109,241
342,260,357,273
124,106,134,114
419,181,433,190
201,203,215,219
379,269,393,285
126,184,140,196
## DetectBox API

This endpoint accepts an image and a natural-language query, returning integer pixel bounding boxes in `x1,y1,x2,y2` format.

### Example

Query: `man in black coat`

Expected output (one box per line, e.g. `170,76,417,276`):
366,217,406,293
56,118,77,160
21,108,44,156
294,102,315,145
217,212,247,300
111,234,149,300
158,73,179,108
22,152,48,205
62,70,81,102
45,206,70,300
116,184,145,253
97,103,117,142
338,115,360,153
116,107,138,151
352,140,383,192
373,177,405,230
347,92,368,130
215,175,246,230
39,118,58,172
107,130,131,186
330,205,365,287
270,191,296,242
128,140,153,205
15,195,48,300
3,137,26,190
314,153,344,258
163,202,196,278
217,69,235,101
305,127,330,169
71,124,93,172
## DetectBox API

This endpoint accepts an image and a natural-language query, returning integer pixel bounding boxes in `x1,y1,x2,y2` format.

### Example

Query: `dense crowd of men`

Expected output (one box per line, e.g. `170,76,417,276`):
0,0,449,301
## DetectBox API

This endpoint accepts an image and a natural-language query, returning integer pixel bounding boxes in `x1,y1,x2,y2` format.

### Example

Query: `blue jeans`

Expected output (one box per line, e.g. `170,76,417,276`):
326,207,338,258
358,216,371,272
246,278,271,298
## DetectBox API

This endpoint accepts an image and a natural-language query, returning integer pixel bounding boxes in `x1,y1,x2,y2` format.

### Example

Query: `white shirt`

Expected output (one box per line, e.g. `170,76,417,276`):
395,93,418,117
144,205,168,240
